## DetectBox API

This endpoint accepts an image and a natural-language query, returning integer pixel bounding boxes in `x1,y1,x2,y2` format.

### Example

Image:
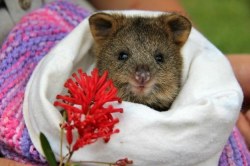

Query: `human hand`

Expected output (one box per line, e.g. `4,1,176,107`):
0,158,27,166
89,0,187,16
228,55,250,149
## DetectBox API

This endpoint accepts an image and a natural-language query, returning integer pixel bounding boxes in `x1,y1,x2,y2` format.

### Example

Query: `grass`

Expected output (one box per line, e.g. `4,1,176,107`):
181,0,250,54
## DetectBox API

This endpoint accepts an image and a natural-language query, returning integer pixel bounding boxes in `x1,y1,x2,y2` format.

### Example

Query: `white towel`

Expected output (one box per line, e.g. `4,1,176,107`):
23,10,243,166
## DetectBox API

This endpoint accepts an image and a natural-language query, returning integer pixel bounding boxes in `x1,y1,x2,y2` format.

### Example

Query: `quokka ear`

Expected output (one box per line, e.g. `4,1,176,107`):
89,13,119,43
159,14,192,46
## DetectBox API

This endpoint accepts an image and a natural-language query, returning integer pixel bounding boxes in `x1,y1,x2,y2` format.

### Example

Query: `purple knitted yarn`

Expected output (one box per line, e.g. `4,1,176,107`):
0,1,249,165
219,127,250,166
0,1,90,164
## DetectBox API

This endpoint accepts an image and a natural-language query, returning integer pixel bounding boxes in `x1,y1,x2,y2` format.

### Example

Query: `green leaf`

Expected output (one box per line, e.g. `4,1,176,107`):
40,132,57,166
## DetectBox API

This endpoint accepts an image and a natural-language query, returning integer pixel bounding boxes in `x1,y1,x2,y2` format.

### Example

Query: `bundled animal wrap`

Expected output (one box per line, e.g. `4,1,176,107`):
1,1,250,165
23,10,245,166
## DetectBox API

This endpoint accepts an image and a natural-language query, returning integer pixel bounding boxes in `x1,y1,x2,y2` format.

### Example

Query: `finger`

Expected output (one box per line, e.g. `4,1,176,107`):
0,158,27,166
245,110,250,123
227,55,250,104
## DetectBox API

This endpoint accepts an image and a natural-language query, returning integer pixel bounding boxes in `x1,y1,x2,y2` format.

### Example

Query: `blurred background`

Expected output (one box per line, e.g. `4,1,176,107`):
181,0,250,54
1,0,249,54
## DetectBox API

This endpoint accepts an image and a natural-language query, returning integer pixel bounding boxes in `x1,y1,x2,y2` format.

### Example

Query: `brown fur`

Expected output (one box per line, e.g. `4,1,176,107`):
89,12,191,111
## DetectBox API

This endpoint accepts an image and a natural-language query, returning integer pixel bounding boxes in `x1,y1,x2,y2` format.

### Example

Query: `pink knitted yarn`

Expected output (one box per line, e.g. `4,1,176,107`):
0,1,90,164
0,1,249,165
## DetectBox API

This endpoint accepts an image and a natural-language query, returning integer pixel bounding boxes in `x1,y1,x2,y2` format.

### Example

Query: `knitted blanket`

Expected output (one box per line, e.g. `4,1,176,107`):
0,1,249,165
0,1,90,164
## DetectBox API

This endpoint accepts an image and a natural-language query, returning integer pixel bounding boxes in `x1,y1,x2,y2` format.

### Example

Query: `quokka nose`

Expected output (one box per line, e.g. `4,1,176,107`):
135,65,151,84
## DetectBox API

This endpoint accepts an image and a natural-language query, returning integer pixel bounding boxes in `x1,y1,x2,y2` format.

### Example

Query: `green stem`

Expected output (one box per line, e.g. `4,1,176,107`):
59,111,67,166
66,151,74,165
59,127,64,166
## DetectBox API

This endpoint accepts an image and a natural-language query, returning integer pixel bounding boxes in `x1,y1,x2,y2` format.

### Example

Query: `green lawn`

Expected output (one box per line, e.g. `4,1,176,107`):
181,0,250,54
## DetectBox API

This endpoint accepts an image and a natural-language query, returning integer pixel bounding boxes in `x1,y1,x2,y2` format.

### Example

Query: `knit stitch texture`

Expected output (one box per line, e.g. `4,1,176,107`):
0,1,249,165
0,1,90,164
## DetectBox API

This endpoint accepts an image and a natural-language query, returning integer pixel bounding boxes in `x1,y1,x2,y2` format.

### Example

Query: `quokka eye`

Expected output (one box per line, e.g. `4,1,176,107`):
155,53,164,63
118,51,129,61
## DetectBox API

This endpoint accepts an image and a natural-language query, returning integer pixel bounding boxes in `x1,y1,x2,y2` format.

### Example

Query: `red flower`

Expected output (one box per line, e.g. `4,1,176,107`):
54,68,123,151
114,158,133,166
